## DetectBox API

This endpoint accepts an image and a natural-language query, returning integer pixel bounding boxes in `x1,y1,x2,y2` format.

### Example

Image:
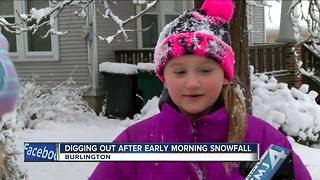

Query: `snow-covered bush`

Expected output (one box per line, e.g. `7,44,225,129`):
251,72,320,145
16,78,96,129
0,113,27,179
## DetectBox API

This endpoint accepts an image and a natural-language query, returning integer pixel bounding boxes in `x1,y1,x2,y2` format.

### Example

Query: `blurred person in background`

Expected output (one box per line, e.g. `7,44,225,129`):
0,30,19,179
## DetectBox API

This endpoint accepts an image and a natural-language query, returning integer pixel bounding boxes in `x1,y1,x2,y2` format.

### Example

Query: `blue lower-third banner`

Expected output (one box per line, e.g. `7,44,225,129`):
24,142,259,162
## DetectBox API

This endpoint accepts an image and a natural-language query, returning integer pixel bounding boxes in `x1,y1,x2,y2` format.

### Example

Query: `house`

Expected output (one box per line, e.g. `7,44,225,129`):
0,0,265,113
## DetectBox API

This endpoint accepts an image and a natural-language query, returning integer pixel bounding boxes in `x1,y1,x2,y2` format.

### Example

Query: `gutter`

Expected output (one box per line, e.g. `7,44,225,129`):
83,2,99,96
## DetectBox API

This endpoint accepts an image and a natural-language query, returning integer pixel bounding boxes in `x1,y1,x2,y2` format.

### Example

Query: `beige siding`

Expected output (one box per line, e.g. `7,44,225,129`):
249,5,265,45
95,1,138,85
96,1,137,62
14,6,89,86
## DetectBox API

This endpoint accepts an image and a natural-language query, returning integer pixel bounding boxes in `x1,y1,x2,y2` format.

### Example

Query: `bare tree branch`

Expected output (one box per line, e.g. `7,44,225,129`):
99,0,159,42
0,0,159,43
96,22,153,43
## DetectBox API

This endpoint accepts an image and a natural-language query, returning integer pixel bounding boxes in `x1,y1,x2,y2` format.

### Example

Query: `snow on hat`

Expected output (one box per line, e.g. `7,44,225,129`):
154,0,235,81
0,33,19,116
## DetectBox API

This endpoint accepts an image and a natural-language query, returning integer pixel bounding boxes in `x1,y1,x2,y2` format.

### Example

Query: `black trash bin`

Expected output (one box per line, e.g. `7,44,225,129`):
100,62,140,119
137,63,163,105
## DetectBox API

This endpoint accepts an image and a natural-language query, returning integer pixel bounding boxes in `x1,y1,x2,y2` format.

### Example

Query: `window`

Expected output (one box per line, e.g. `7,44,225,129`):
0,0,17,52
0,0,59,61
27,0,52,52
141,14,158,47
141,4,158,48
137,1,193,49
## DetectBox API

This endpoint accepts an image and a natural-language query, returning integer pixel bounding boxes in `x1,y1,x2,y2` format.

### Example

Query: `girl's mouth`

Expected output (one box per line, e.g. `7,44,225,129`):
184,94,203,98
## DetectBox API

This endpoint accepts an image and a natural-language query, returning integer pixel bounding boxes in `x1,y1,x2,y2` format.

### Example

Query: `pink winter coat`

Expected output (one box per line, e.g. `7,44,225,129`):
90,104,312,180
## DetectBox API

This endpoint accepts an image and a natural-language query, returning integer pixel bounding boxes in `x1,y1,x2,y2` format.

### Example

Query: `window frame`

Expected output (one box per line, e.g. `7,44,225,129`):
0,1,18,55
1,15,18,55
6,0,59,62
136,3,159,49
136,1,191,49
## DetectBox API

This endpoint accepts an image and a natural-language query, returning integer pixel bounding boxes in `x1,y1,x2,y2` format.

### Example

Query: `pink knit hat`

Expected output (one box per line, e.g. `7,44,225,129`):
154,0,235,82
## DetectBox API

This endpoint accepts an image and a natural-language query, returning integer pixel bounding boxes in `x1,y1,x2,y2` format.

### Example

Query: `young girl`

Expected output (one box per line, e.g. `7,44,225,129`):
90,0,311,179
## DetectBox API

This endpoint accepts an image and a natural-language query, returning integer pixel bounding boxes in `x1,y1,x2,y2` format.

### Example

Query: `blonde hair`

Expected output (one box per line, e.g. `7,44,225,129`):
221,83,247,175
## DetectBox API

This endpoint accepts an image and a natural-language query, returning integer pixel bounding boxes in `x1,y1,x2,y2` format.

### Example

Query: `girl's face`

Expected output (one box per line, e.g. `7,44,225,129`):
163,55,229,117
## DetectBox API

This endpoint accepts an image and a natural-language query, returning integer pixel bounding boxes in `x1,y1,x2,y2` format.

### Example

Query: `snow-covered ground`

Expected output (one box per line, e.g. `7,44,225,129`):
290,137,320,179
15,118,130,180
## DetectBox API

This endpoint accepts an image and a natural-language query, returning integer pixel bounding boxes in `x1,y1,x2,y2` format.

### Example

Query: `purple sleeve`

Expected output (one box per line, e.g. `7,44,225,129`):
89,162,119,180
89,130,136,180
291,151,312,180
276,136,312,180
246,116,312,180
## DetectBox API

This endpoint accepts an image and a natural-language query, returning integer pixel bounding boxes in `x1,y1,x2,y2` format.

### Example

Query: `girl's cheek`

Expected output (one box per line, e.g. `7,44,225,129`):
163,80,167,88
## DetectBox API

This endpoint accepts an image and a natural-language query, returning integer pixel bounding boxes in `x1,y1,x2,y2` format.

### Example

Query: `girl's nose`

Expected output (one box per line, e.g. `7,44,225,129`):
185,76,200,89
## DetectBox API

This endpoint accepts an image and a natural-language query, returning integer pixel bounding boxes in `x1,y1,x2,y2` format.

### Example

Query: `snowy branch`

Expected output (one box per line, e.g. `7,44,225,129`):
97,0,159,43
0,0,159,43
290,0,320,53
1,0,83,36
96,23,153,43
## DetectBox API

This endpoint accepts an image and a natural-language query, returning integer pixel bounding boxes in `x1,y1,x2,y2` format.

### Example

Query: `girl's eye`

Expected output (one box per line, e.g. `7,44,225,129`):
199,69,213,73
173,70,186,75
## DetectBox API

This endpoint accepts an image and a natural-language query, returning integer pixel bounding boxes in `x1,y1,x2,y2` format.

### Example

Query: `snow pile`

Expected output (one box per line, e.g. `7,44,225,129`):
105,96,160,130
0,112,27,179
134,97,160,121
16,78,96,129
251,73,320,145
298,59,315,76
29,7,53,24
99,62,138,75
137,63,155,72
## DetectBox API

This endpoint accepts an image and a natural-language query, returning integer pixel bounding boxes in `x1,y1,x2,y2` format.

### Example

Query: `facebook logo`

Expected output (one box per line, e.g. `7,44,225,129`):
24,143,57,161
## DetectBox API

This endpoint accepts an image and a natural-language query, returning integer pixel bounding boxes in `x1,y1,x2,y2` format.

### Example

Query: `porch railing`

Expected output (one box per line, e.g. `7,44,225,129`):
115,50,154,64
115,43,288,73
301,43,320,73
249,43,287,73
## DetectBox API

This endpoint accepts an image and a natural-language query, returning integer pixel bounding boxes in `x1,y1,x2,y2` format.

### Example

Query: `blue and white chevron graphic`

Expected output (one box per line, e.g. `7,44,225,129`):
245,144,291,180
